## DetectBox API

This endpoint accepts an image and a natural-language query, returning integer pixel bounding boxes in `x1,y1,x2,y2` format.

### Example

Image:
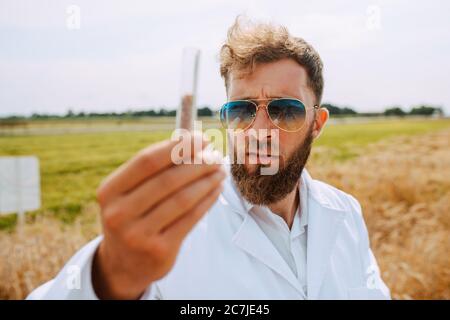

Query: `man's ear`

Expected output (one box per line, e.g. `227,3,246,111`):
311,107,329,139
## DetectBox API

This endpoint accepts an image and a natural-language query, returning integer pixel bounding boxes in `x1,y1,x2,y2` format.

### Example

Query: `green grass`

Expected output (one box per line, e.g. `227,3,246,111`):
0,131,171,228
0,117,449,230
313,118,450,160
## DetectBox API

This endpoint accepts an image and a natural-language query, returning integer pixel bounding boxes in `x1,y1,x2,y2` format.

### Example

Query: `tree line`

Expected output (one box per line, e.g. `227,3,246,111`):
322,104,444,117
0,104,445,120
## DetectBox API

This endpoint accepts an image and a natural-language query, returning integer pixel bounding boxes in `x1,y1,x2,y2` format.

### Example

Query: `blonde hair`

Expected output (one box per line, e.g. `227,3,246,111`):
220,16,324,104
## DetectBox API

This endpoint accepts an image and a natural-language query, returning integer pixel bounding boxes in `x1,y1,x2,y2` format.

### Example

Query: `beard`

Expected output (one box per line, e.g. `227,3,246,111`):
230,125,314,206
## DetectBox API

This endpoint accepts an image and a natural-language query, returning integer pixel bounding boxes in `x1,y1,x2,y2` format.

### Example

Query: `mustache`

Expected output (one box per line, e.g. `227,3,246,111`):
238,140,281,156
229,129,280,151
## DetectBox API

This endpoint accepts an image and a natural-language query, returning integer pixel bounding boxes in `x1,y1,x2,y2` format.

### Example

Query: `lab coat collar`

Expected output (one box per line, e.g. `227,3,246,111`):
220,163,346,299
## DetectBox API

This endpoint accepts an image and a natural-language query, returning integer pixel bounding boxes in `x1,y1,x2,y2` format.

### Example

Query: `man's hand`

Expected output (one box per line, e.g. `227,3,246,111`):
92,134,225,299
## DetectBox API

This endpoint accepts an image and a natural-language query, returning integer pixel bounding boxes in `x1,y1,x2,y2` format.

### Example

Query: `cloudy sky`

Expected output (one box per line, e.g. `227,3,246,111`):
1,0,449,116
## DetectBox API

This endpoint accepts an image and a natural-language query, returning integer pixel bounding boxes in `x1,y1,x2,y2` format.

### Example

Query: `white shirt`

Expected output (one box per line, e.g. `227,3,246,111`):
237,174,309,298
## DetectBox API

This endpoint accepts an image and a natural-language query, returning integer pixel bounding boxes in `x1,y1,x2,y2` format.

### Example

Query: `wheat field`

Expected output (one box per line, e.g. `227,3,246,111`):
309,129,450,299
0,124,449,299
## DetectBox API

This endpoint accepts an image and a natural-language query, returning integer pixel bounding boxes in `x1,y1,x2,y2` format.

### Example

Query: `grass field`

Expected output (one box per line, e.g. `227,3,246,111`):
0,117,449,299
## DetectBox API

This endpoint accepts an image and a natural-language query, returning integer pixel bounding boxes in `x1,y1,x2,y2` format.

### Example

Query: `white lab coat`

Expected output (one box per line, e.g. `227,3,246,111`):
27,168,390,300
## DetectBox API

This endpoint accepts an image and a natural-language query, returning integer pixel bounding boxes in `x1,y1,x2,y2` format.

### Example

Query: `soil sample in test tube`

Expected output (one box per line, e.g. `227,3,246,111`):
176,47,201,131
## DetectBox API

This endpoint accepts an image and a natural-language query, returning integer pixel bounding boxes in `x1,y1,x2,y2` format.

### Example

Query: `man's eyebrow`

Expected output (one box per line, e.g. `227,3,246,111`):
230,95,285,101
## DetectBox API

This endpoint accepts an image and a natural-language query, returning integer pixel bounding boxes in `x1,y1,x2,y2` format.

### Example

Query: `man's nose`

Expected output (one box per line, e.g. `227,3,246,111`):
245,105,275,153
250,105,274,131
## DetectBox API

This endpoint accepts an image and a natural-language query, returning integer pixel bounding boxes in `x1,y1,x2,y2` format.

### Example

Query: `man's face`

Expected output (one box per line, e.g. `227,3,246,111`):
226,58,319,205
227,58,317,173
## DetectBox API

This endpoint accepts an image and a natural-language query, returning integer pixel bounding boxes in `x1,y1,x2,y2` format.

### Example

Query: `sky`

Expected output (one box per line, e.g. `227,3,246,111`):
0,0,449,116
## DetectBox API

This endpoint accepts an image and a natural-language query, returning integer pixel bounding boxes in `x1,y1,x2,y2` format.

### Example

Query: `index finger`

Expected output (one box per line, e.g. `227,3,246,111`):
97,132,209,204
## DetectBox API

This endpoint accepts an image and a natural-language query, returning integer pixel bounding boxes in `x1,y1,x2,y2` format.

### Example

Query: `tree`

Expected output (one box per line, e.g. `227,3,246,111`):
321,103,357,115
409,105,443,116
384,106,406,116
197,106,213,117
66,109,75,118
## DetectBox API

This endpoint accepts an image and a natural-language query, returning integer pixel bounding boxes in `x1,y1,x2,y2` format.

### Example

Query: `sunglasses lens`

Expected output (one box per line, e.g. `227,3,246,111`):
220,101,256,130
268,99,307,131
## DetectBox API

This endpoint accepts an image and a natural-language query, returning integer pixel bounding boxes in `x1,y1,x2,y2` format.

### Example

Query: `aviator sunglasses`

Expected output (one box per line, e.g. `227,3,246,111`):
220,98,319,132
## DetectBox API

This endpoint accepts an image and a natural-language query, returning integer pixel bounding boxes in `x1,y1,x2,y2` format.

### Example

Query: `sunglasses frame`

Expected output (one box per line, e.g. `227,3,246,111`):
220,98,320,132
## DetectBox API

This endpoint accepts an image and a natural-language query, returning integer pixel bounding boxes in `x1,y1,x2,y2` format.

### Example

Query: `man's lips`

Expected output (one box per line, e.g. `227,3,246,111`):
246,152,279,164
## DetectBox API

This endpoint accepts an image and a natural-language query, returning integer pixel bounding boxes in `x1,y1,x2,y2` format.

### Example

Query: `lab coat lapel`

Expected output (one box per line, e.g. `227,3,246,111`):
304,172,346,299
232,213,305,296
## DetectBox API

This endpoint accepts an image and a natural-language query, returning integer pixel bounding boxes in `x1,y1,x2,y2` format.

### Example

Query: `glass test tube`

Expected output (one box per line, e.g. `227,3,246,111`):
176,47,201,131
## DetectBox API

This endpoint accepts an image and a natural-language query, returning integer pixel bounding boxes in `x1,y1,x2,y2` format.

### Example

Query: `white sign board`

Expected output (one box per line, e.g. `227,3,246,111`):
0,156,41,215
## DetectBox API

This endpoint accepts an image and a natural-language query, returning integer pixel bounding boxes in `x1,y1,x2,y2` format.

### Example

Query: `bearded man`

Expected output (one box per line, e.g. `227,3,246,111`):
28,17,390,300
